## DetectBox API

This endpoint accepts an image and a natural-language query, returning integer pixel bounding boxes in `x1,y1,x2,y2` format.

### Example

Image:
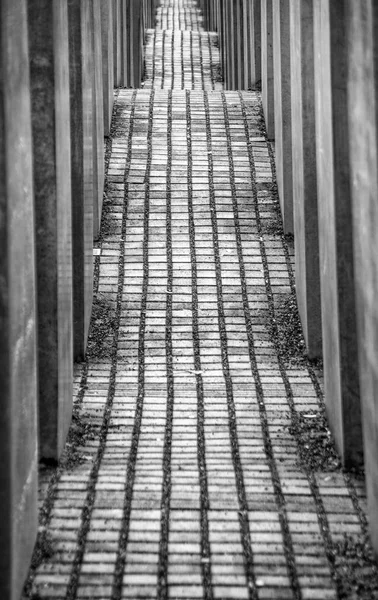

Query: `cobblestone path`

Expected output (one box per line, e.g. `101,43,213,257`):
26,1,375,599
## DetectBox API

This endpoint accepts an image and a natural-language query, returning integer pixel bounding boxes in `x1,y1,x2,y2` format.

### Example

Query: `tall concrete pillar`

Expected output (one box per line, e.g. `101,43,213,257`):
273,0,293,233
68,0,94,360
261,0,274,139
235,0,244,90
313,0,362,467
290,0,322,358
219,0,228,87
251,0,261,88
113,0,122,87
242,0,261,89
92,0,105,238
101,0,114,136
28,0,73,460
224,0,233,88
121,0,129,87
0,1,38,597
347,0,378,552
129,0,145,88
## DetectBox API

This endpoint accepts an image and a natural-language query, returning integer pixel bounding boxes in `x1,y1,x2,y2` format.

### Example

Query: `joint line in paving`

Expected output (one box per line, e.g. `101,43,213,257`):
207,32,214,91
171,30,175,90
190,31,195,90
152,28,157,86
199,31,205,91
161,29,166,90
157,89,174,600
181,30,184,90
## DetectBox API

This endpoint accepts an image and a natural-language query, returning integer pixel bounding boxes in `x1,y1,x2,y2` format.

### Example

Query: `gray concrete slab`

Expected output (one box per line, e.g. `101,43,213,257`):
101,0,114,136
28,0,73,460
290,0,322,358
68,0,94,360
0,1,38,597
347,0,378,552
314,0,362,467
273,0,293,233
261,0,274,139
92,0,105,238
113,0,122,87
245,0,261,89
129,0,145,88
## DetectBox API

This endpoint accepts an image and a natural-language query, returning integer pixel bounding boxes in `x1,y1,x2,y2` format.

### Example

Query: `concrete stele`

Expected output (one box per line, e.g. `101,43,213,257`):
290,0,322,358
347,0,378,552
273,0,293,233
28,0,73,460
68,0,94,360
313,0,362,467
101,0,114,136
129,0,145,88
0,1,38,597
261,0,274,139
92,0,105,239
113,0,122,87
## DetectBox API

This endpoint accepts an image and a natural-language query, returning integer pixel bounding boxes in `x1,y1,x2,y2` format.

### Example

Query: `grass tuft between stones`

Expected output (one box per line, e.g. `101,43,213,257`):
86,293,116,359
334,535,378,599
288,410,341,472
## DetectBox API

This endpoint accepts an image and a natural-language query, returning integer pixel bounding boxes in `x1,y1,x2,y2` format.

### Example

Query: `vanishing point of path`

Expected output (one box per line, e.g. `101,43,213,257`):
26,1,376,599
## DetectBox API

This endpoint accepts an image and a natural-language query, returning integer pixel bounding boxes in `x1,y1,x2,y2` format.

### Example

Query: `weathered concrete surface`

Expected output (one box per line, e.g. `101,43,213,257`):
121,0,129,87
314,0,362,467
101,0,114,136
273,0,293,233
235,0,243,90
130,0,144,88
290,0,322,358
28,0,73,461
92,0,105,238
0,1,38,597
68,0,94,360
347,0,378,552
248,0,261,87
261,0,274,139
218,0,226,82
113,0,122,87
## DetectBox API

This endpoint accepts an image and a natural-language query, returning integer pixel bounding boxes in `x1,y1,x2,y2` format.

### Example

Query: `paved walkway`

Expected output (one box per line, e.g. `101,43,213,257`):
26,1,377,600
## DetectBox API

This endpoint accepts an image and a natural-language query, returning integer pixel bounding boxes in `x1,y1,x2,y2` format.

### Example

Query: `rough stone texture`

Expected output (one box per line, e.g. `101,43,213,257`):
347,0,378,552
101,0,114,136
28,0,73,461
261,0,274,139
273,0,293,233
290,0,322,358
313,0,362,467
0,1,38,597
68,0,94,360
92,0,105,238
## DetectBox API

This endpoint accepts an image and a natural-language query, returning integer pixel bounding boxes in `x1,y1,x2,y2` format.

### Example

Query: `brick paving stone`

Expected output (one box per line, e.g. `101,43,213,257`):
24,1,377,599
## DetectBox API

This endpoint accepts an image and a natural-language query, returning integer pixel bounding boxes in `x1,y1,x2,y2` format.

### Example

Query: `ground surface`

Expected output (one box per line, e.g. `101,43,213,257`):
24,1,378,599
